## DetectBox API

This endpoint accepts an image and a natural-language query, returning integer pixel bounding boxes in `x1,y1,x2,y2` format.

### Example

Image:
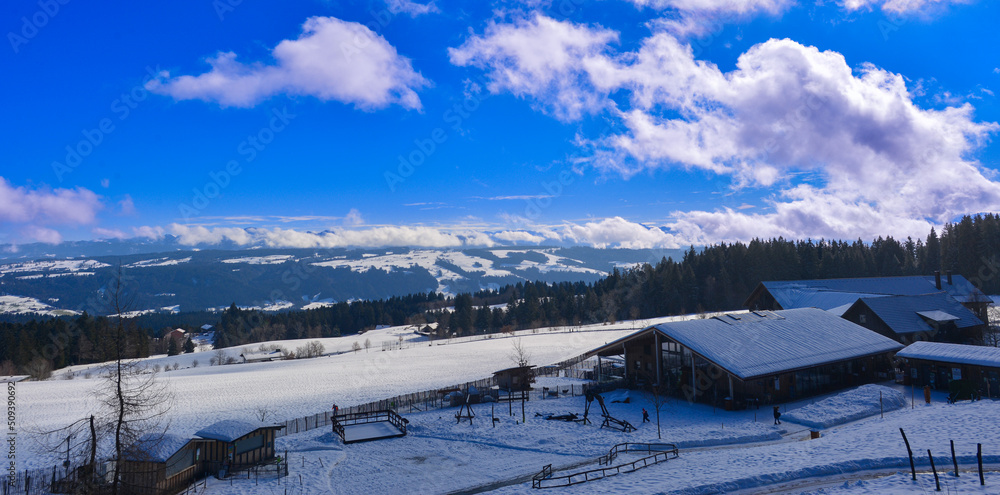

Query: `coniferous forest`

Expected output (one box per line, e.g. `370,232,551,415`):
4,213,1000,377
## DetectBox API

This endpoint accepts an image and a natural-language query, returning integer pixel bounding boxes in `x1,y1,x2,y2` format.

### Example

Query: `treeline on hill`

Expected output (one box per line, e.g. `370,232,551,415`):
4,214,1000,376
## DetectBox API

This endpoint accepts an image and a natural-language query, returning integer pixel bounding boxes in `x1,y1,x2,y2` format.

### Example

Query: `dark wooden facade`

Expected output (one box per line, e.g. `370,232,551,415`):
900,357,1000,397
493,365,535,391
120,439,212,495
198,425,282,473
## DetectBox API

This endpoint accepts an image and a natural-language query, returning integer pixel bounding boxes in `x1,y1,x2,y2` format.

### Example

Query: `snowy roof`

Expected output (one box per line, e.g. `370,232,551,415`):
0,375,29,383
125,433,193,462
916,310,960,323
240,350,282,361
852,293,984,335
590,308,903,380
195,420,282,443
897,342,1000,368
748,275,987,309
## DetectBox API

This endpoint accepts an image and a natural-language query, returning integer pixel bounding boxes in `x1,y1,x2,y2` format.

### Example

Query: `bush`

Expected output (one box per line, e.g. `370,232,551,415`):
191,360,199,368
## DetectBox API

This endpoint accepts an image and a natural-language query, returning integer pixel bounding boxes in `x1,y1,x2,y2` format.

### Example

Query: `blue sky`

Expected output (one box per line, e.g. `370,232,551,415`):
1,0,998,249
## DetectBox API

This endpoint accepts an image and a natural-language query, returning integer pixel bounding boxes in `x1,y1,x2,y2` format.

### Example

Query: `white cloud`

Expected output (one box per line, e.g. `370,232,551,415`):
133,226,165,239
840,0,971,14
559,217,680,249
0,177,103,225
147,16,429,110
629,0,794,36
166,224,495,249
384,0,439,17
493,230,547,243
452,17,1000,244
449,14,618,121
0,177,104,243
92,227,129,240
118,195,136,216
21,226,62,244
343,208,365,227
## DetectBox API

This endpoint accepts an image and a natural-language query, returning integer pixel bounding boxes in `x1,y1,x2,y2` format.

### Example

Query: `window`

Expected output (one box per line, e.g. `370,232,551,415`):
235,434,265,455
859,314,867,324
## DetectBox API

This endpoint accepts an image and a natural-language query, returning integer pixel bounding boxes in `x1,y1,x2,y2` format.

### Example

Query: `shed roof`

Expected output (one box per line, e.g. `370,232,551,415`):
195,420,282,443
747,275,987,309
125,434,192,462
588,308,902,380
853,292,984,335
897,341,1000,368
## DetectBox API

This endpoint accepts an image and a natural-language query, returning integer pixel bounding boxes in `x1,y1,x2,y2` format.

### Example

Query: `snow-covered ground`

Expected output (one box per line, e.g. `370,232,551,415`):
14,315,1000,494
783,384,907,429
0,294,78,316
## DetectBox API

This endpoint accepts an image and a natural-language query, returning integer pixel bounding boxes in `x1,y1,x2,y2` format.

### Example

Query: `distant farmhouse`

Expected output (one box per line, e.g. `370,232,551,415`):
743,272,990,344
583,309,903,407
842,293,986,345
896,341,1000,397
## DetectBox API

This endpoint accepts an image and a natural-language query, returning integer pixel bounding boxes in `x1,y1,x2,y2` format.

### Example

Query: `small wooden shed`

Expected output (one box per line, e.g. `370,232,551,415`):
194,420,284,473
119,433,211,495
493,365,536,392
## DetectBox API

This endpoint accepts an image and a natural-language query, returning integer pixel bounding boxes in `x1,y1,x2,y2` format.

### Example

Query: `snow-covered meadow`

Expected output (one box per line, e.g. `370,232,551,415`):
13,315,1000,494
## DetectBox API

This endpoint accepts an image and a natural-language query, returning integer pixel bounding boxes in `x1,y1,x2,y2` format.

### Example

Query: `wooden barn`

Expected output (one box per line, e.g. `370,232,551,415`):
493,365,536,392
584,308,903,407
119,434,211,495
194,420,284,473
743,273,990,321
842,293,986,345
896,341,1000,398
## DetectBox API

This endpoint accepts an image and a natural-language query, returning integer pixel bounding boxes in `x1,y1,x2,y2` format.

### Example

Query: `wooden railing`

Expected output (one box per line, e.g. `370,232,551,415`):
532,443,678,489
331,410,409,443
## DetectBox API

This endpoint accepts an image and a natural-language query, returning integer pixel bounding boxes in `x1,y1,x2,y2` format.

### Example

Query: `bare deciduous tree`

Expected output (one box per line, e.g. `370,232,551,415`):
97,263,173,495
509,338,531,368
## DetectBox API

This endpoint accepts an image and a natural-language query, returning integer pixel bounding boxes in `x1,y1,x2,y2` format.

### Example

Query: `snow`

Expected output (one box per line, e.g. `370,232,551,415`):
0,295,78,316
125,257,192,268
302,301,336,310
14,315,1000,494
897,341,1000,368
342,422,403,443
783,385,906,429
221,255,295,265
195,420,277,443
647,309,904,380
127,433,191,462
0,258,109,274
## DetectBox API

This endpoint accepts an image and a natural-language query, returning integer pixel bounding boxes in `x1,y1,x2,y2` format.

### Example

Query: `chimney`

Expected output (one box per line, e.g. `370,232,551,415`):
946,270,953,285
934,271,941,290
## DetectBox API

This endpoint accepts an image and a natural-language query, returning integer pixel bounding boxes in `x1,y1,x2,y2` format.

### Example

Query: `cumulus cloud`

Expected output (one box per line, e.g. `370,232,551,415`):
0,178,105,243
167,224,495,249
133,226,165,239
559,217,680,249
147,16,429,110
493,230,548,243
92,227,129,240
629,0,794,36
839,0,971,14
451,16,1000,243
384,0,439,16
118,195,136,216
343,208,365,227
449,14,619,121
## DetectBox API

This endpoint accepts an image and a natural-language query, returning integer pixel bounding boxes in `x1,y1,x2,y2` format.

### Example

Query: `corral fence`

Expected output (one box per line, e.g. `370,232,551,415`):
532,442,679,489
275,377,497,438
274,359,625,438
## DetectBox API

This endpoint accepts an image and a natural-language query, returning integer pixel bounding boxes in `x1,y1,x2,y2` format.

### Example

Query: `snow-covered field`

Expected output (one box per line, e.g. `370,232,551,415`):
13,315,1000,494
0,295,78,316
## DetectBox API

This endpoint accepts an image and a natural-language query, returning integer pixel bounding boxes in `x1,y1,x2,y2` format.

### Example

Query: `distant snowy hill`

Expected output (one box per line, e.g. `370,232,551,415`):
0,246,682,316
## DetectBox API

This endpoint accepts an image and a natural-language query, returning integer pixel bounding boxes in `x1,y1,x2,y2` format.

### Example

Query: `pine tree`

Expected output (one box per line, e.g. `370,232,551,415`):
167,337,179,356
183,336,195,354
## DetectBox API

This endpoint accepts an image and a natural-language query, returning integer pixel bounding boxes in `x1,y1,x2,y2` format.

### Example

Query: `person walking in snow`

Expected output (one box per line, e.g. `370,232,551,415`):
642,408,650,423
772,405,781,425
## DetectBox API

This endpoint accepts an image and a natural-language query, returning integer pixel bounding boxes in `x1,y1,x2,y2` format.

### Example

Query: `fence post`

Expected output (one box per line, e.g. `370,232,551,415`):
979,443,985,486
951,440,958,477
900,428,916,480
929,449,940,492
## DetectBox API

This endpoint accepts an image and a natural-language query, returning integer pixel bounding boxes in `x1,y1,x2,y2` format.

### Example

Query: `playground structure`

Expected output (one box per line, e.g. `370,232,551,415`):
531,442,679,488
580,391,635,432
332,410,409,444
